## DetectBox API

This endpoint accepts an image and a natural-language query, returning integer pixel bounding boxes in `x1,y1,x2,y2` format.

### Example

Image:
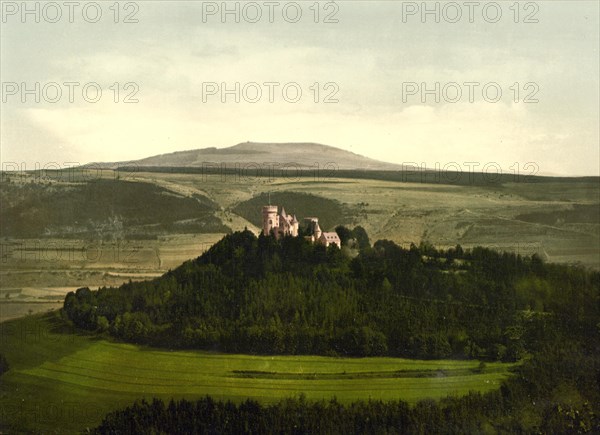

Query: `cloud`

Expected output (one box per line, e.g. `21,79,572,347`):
1,1,598,175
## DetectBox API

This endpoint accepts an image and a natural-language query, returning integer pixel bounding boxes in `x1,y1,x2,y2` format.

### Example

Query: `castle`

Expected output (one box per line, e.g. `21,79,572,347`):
262,205,299,238
262,205,341,248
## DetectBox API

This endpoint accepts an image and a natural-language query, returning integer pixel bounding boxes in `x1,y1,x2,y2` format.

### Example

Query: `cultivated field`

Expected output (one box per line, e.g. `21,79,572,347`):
0,313,516,433
0,233,223,322
132,170,599,267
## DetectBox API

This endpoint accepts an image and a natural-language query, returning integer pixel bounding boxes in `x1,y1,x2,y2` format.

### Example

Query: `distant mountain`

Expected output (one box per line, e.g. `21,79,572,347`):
90,142,403,170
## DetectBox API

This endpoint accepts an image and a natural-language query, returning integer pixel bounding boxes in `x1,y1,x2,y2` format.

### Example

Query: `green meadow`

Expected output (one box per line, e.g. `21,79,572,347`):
0,312,516,433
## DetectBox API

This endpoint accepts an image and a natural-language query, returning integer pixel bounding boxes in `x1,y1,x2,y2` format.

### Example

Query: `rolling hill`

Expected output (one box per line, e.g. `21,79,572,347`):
0,179,229,239
88,142,404,171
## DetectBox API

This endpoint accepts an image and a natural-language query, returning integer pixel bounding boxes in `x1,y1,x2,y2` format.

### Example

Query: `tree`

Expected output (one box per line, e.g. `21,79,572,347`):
335,225,353,246
352,226,370,250
97,316,110,332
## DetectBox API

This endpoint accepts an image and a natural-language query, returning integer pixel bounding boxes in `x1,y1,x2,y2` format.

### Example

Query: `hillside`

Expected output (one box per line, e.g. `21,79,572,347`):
90,142,403,170
233,191,353,230
0,179,229,239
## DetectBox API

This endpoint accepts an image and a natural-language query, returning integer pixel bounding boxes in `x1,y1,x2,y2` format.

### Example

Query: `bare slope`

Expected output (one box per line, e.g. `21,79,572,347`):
96,142,403,170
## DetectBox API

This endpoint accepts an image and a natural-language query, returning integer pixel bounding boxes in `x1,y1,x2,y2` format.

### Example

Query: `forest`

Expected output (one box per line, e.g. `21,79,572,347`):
63,229,598,361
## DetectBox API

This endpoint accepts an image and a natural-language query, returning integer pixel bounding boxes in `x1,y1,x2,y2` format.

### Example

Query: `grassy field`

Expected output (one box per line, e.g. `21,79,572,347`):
0,313,516,433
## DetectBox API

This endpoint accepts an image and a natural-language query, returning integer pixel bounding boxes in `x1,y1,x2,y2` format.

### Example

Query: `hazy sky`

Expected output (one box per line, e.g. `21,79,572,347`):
1,1,598,175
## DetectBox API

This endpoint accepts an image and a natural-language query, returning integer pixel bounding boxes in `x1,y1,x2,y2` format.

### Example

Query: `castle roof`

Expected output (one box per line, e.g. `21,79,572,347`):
321,232,340,241
291,215,298,223
280,207,287,219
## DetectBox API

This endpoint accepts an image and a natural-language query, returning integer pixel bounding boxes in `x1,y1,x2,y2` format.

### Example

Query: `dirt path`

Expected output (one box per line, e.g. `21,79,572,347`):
463,209,599,239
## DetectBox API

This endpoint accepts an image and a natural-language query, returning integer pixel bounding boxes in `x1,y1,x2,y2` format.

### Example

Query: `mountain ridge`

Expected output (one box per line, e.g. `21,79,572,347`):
86,142,404,171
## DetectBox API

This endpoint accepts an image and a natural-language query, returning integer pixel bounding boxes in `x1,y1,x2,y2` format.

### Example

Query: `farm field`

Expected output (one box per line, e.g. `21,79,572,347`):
132,171,600,268
0,233,223,322
0,313,516,434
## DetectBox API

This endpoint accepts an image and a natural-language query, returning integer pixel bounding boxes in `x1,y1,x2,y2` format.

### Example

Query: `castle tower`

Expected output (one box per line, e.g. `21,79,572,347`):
262,205,278,236
291,215,299,237
313,221,322,240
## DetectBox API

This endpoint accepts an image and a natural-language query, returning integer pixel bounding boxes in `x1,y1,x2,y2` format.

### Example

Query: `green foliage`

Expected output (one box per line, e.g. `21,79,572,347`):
352,225,370,250
335,225,371,249
335,225,354,245
63,230,599,363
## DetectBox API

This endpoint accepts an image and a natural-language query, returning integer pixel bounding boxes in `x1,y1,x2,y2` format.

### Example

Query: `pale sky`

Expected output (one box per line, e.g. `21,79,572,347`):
1,1,599,176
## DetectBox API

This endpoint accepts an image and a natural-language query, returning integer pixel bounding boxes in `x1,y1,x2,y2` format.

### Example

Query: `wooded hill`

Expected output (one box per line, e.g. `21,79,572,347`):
63,230,599,361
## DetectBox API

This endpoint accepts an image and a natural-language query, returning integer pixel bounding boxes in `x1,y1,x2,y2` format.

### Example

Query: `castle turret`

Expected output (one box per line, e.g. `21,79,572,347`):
262,205,278,236
313,221,322,240
291,215,299,237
